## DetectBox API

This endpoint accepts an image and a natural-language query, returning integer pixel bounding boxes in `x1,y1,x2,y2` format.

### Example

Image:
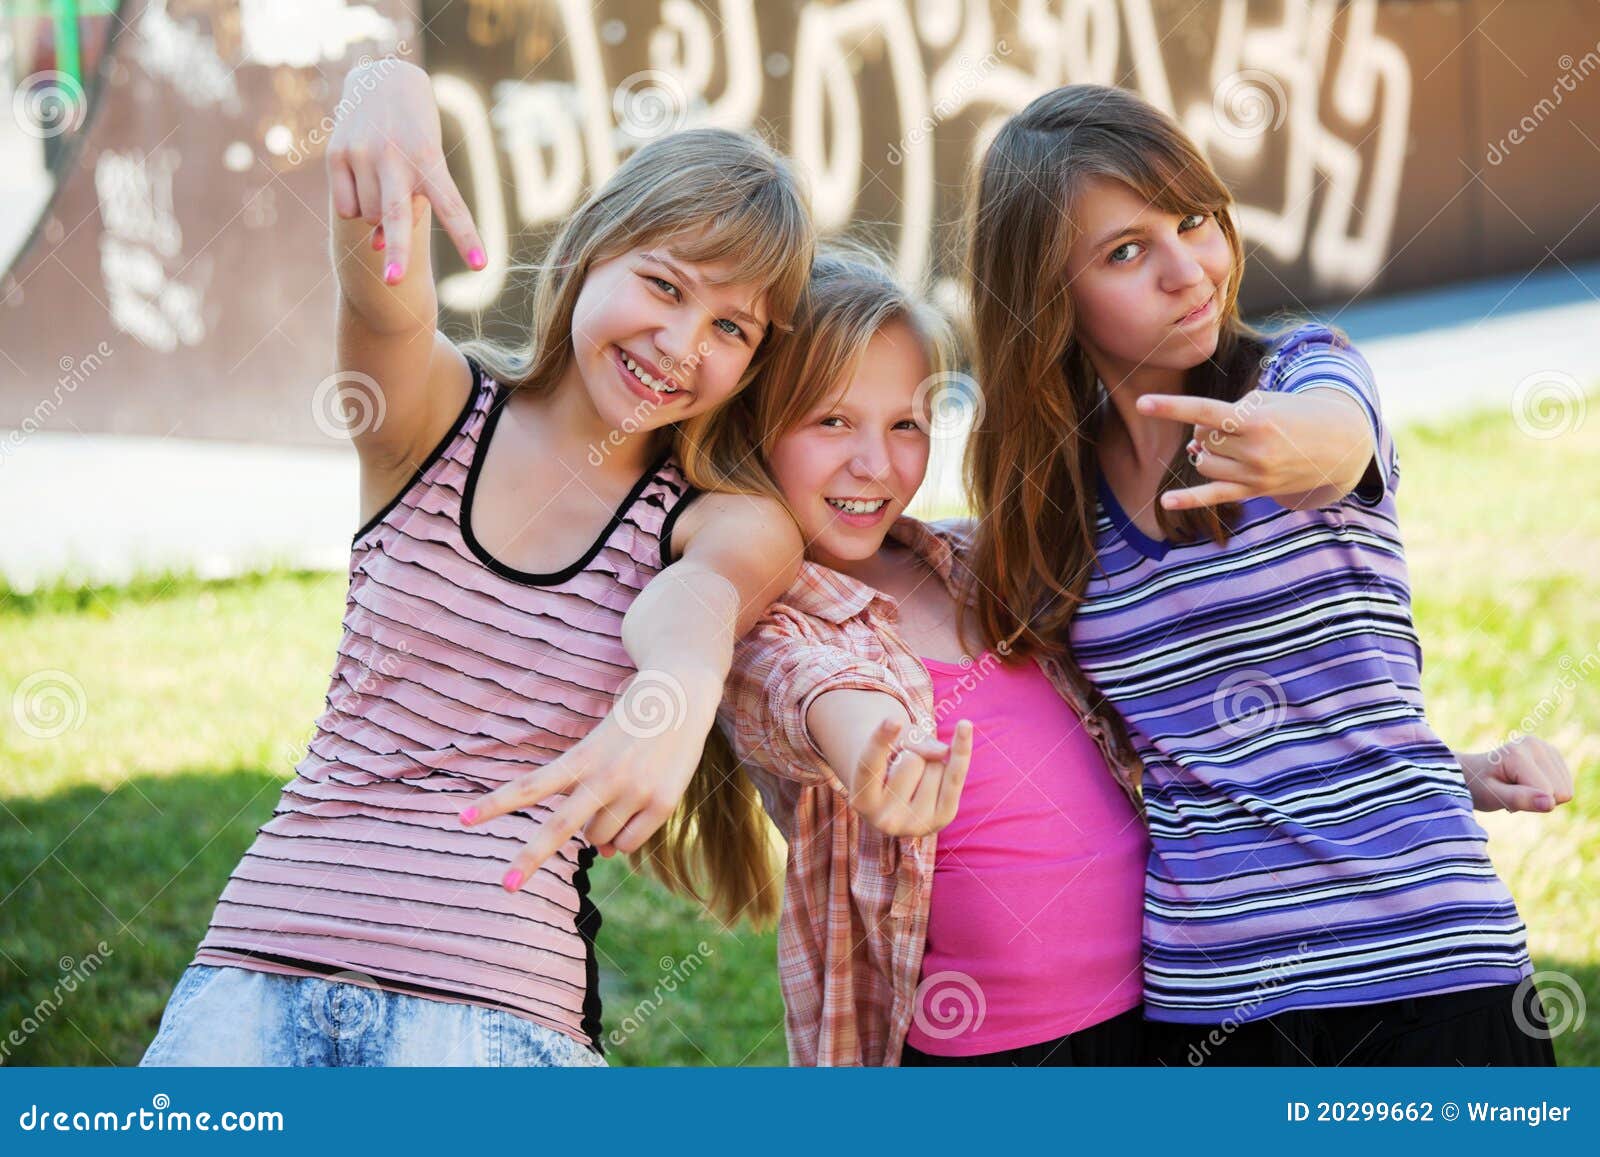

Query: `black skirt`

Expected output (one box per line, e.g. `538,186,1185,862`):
899,1003,1146,1067
1142,981,1559,1067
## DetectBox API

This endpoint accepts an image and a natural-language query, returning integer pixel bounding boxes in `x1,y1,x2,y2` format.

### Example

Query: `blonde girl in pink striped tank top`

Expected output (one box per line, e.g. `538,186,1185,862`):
139,58,813,1068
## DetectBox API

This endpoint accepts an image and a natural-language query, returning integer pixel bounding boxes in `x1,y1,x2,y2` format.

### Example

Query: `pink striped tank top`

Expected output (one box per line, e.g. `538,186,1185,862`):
190,357,702,1055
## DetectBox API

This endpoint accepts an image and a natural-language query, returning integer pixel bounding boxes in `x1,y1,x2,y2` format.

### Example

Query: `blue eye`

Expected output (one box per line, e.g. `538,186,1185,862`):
1109,242,1140,265
647,275,680,298
715,318,745,339
1180,212,1209,230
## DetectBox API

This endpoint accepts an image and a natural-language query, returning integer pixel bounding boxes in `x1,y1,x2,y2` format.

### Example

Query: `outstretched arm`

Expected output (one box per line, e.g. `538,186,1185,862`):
807,688,973,838
1137,389,1376,513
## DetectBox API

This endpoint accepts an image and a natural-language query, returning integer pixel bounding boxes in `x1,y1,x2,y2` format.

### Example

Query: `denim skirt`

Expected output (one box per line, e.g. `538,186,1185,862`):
138,963,606,1067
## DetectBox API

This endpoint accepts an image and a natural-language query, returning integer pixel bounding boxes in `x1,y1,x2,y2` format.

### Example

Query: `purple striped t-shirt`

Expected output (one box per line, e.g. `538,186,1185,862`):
191,357,701,1053
1069,322,1533,1025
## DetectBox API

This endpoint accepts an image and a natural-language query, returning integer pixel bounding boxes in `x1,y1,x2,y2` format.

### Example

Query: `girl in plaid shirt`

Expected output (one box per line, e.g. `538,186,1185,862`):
714,247,1152,1066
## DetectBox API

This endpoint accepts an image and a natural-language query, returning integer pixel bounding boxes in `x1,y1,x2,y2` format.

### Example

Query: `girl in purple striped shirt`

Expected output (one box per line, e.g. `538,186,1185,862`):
960,84,1573,1066
139,59,813,1067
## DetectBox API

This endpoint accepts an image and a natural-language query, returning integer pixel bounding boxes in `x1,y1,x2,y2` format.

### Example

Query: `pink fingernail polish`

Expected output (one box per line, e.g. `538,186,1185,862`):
384,262,402,284
372,233,385,251
467,247,485,269
459,806,479,825
502,869,524,892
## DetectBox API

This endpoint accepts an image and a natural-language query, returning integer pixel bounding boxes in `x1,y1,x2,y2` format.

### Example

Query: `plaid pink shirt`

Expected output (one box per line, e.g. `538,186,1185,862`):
718,516,1144,1066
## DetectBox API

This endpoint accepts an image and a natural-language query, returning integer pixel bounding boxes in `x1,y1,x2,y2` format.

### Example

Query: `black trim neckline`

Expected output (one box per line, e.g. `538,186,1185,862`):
656,484,704,568
459,375,675,586
352,355,486,545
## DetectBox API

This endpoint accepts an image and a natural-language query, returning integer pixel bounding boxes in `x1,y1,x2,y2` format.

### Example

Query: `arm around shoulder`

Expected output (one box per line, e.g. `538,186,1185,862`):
616,491,803,736
661,490,806,637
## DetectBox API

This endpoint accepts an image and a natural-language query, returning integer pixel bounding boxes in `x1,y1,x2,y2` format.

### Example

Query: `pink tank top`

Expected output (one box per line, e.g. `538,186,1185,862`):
191,358,700,1054
905,652,1149,1057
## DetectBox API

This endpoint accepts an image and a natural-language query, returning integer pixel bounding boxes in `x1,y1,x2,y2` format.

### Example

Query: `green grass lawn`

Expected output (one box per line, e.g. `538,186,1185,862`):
3,397,1596,1066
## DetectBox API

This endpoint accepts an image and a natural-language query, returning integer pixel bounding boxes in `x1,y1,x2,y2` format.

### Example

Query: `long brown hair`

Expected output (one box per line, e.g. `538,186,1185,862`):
637,244,953,930
963,84,1273,675
461,126,815,501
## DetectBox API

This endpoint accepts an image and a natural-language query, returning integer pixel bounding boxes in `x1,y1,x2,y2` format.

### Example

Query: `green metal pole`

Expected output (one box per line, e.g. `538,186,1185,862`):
54,0,80,82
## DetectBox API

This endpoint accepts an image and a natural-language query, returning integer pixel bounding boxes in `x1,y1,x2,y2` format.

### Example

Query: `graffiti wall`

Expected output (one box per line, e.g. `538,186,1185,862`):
0,0,416,451
2,0,1598,447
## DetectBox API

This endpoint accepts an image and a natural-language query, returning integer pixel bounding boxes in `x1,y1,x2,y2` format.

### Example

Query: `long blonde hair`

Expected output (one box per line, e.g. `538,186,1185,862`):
461,127,815,501
636,244,954,930
460,129,814,928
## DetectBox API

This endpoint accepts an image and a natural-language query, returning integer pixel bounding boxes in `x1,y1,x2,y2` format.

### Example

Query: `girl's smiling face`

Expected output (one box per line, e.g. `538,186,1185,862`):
1063,175,1235,380
767,319,932,571
568,236,771,435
